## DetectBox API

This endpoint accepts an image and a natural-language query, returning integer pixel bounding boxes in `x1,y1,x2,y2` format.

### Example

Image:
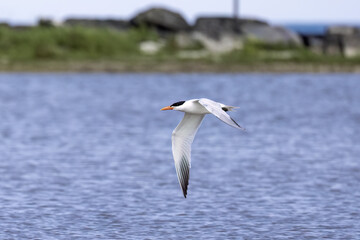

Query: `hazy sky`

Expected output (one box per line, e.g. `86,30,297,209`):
1,0,360,25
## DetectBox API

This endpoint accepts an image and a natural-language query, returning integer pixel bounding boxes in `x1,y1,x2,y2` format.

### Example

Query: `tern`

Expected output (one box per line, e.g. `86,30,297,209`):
161,98,244,198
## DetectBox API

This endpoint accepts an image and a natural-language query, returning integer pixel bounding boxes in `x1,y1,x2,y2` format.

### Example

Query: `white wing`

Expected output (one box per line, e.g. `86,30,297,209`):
172,113,205,198
198,98,244,130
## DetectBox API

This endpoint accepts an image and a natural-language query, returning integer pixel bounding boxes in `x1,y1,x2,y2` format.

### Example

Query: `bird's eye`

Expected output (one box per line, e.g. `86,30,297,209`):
170,101,185,107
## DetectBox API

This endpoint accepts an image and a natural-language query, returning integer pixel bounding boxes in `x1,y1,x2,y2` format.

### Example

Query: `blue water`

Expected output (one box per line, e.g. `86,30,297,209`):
284,23,360,35
0,73,360,239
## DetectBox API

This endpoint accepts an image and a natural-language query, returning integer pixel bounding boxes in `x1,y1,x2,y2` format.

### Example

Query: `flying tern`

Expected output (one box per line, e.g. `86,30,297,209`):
161,98,244,198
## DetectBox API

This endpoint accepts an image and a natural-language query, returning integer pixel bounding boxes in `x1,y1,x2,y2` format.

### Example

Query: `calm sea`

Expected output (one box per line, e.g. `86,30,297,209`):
0,73,359,239
283,23,360,35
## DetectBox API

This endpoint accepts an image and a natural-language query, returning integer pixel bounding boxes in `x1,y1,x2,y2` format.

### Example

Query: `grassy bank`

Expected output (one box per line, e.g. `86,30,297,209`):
1,26,359,72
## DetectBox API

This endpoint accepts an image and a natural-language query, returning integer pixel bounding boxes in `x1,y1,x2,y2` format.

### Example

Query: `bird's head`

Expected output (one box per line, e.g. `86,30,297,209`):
161,101,185,111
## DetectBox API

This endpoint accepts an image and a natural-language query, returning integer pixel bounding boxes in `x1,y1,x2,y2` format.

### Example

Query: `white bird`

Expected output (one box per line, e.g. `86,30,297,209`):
161,98,244,198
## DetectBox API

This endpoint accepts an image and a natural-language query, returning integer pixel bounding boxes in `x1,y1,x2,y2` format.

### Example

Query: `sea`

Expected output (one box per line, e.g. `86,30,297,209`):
282,22,360,35
0,73,359,239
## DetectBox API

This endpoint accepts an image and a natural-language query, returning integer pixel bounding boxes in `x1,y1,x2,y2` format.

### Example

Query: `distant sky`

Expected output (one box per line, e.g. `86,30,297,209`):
1,0,360,25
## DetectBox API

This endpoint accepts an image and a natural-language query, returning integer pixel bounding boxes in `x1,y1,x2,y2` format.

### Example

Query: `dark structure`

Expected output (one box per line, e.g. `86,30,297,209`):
323,26,360,57
130,8,190,33
194,17,267,39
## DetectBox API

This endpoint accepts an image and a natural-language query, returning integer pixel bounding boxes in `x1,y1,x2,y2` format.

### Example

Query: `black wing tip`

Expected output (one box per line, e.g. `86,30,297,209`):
181,180,188,198
230,117,246,131
179,156,189,198
181,181,188,198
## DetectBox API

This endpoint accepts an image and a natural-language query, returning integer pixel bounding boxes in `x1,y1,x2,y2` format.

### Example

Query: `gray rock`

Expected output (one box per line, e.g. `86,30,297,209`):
194,17,267,39
307,37,325,54
324,26,360,57
193,32,243,54
175,32,243,54
327,26,359,36
194,17,301,45
343,37,360,57
175,32,201,49
130,8,190,32
241,23,302,45
272,26,303,45
139,40,165,55
64,18,130,31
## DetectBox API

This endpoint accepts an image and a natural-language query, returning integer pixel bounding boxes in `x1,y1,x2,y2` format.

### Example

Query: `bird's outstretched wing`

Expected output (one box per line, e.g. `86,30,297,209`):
172,113,205,198
198,98,244,130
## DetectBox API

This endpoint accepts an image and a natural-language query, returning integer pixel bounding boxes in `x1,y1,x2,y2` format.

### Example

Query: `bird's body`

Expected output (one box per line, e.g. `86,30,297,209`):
161,98,244,198
173,99,210,114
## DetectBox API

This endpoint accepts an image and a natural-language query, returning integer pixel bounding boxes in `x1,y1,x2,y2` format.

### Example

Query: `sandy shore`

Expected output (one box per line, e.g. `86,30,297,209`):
1,61,360,73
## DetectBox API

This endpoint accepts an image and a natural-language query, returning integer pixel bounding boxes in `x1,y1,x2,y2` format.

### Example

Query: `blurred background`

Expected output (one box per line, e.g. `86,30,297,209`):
1,1,360,239
0,0,360,71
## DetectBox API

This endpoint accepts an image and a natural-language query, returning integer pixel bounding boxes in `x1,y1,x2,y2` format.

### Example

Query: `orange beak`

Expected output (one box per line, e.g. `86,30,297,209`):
161,106,174,111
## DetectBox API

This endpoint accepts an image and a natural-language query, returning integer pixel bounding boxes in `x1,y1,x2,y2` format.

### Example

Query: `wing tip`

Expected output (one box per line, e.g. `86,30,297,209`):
231,117,246,131
176,157,190,199
180,182,188,198
183,190,187,198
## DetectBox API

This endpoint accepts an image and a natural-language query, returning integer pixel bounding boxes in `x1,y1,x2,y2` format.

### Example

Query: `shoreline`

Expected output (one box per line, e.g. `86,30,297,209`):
1,61,360,73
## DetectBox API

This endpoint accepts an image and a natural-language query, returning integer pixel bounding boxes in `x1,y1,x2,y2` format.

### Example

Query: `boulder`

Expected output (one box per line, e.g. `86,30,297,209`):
130,8,190,33
175,32,205,50
343,37,360,57
139,40,165,55
272,26,303,45
241,23,302,45
175,32,243,54
327,26,359,36
194,17,301,45
193,32,243,54
64,18,130,31
307,37,325,54
194,17,267,39
324,26,360,57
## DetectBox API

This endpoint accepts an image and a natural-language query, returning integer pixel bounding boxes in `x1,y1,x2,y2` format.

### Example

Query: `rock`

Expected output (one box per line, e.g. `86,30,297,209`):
194,17,267,39
64,18,130,31
139,41,165,55
175,31,244,54
307,37,324,54
324,26,360,57
175,32,204,49
272,26,303,45
194,17,301,46
241,23,302,45
131,8,190,33
343,37,360,57
327,26,359,36
192,32,243,54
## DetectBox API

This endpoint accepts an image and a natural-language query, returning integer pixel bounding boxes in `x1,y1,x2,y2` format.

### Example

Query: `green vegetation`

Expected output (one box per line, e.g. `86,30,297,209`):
221,40,360,65
0,26,359,72
0,26,157,61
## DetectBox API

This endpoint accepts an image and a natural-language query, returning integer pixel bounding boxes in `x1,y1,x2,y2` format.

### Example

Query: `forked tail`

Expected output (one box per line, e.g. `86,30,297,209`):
220,104,238,112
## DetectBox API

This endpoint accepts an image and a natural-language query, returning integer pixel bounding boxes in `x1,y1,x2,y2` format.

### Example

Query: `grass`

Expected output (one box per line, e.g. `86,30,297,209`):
0,26,158,61
0,25,359,72
220,40,360,65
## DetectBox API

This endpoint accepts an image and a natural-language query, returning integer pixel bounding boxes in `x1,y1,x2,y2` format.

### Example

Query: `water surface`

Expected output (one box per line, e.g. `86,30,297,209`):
0,73,359,239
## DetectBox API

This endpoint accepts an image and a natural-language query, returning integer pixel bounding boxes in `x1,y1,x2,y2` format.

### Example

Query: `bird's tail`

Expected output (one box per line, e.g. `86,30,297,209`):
220,104,238,112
